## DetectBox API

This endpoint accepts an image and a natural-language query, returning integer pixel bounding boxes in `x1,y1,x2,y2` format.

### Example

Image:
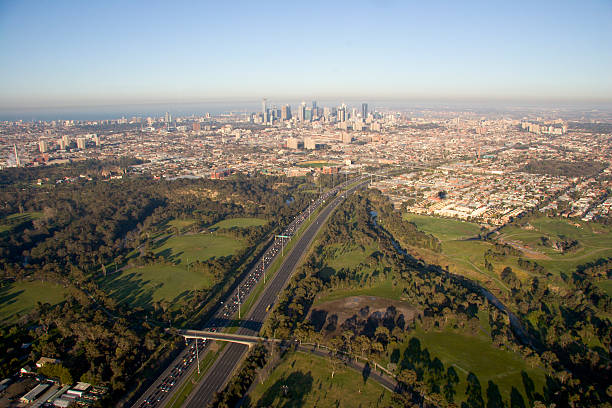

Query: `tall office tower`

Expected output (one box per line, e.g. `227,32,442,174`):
61,135,70,149
323,107,331,121
281,105,292,121
76,137,86,149
362,103,368,119
305,107,312,122
39,139,48,153
312,101,317,110
298,102,306,122
165,112,171,123
93,134,101,146
262,98,267,115
337,104,346,122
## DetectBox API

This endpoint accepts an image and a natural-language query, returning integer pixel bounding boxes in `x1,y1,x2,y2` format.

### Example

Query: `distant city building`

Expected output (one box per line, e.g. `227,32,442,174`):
342,133,352,144
211,168,232,179
281,105,292,121
322,166,340,174
305,107,312,122
286,137,299,149
59,135,70,149
362,103,368,119
76,137,86,149
39,139,48,153
304,136,316,150
192,122,201,131
337,104,346,122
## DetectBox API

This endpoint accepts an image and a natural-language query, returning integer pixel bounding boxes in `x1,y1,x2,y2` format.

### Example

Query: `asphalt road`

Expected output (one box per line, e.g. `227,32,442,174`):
183,180,368,408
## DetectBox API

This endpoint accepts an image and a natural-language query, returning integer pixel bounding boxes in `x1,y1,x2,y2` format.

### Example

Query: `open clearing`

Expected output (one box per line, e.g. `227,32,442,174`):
100,231,245,309
397,214,612,293
404,213,481,241
211,217,267,229
166,218,198,232
0,212,42,234
309,295,418,336
596,279,612,297
247,351,392,408
100,264,211,309
152,233,243,265
0,280,68,325
315,277,404,304
497,216,612,277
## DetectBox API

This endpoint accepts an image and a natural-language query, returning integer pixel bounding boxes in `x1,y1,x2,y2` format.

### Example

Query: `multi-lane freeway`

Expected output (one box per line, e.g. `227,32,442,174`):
131,177,366,408
183,178,368,408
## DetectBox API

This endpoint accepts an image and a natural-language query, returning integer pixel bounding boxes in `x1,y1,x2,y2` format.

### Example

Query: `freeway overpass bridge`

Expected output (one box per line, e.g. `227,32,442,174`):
177,329,288,348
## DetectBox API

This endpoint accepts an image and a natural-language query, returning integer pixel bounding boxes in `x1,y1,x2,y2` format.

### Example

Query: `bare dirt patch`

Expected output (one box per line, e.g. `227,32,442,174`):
308,296,419,337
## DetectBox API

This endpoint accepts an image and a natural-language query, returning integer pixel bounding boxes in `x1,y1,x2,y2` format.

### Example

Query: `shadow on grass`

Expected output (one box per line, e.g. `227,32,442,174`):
0,285,23,309
398,337,540,407
101,272,154,308
254,370,313,408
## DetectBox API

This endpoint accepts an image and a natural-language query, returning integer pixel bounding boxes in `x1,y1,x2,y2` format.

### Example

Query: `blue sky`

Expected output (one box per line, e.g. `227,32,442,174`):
1,0,611,108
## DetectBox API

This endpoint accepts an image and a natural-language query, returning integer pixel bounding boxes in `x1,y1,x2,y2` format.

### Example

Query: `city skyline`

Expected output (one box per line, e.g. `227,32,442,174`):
1,0,611,111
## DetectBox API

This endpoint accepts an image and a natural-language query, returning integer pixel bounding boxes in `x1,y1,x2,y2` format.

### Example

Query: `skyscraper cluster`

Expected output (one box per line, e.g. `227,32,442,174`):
255,99,372,125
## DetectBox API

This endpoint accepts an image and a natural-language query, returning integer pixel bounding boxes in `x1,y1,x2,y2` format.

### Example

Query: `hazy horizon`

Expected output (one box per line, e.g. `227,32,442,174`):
3,98,612,122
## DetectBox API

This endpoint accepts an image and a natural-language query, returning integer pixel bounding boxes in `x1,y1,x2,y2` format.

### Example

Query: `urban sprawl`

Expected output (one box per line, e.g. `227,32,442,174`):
2,101,612,232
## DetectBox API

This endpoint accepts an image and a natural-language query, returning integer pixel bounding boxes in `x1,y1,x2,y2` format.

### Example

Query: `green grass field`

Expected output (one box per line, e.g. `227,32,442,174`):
100,264,211,308
397,214,612,292
394,327,546,406
498,216,612,277
211,217,267,229
166,218,197,231
314,278,403,305
403,214,481,241
247,351,392,408
0,280,68,325
325,242,379,271
313,240,405,304
100,232,245,309
595,279,612,297
0,212,42,234
152,233,243,265
400,214,512,290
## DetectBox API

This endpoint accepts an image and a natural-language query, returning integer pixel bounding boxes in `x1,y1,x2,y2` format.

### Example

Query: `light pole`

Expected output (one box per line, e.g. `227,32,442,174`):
195,338,200,374
238,285,241,319
309,199,313,220
276,235,290,256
